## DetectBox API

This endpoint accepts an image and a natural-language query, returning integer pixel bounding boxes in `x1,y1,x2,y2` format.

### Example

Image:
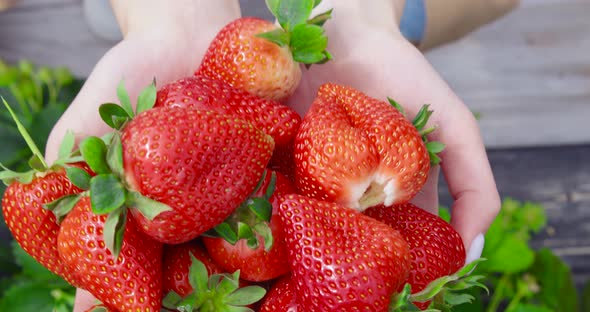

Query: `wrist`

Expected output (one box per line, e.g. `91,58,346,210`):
314,0,403,36
111,0,241,43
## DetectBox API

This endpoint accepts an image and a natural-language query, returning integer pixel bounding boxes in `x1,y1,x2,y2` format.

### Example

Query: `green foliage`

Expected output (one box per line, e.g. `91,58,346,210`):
441,198,583,311
0,242,75,312
0,59,82,311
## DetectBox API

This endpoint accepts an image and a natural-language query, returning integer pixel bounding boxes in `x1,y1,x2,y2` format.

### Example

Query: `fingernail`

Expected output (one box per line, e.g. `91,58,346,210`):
466,233,485,264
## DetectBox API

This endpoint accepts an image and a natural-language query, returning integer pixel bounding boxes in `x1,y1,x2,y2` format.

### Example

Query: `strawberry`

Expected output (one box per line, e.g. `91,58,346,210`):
58,196,163,311
268,139,297,182
162,240,222,298
202,170,295,282
294,83,443,211
154,75,301,147
161,253,266,311
278,194,411,311
0,98,90,286
258,275,298,312
196,0,332,102
79,82,274,254
365,203,466,295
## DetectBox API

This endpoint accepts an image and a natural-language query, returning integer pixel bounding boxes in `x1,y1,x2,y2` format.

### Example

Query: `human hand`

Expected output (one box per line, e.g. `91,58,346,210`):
287,0,500,257
43,1,241,310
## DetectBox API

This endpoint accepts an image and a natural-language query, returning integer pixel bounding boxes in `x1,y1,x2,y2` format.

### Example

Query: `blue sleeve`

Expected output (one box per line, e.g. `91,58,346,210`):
399,0,426,45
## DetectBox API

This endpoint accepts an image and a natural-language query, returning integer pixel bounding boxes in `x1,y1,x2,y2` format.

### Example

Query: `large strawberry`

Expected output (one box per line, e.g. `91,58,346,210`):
57,196,163,311
202,170,295,282
154,75,301,147
294,83,443,211
196,0,332,102
278,194,411,311
0,98,89,286
80,82,274,252
365,203,466,310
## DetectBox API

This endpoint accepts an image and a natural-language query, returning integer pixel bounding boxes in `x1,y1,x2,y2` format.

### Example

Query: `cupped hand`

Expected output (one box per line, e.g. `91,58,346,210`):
287,11,500,255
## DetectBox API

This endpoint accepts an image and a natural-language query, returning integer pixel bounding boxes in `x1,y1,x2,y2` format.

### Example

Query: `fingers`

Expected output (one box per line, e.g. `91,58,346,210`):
410,166,440,215
73,289,97,312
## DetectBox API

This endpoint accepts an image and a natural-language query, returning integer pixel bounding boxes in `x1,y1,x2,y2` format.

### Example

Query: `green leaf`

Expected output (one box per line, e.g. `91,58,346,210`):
290,24,329,64
530,248,578,312
2,97,47,170
256,29,291,47
252,222,273,252
0,281,56,312
43,194,81,224
126,191,172,220
214,222,239,245
224,285,266,306
27,154,45,172
582,280,590,312
438,206,451,223
443,292,475,305
89,174,126,215
66,166,91,190
274,0,315,31
57,130,76,160
162,291,183,310
388,97,406,116
103,208,127,259
248,198,272,221
188,254,210,298
426,141,445,154
480,235,534,273
412,105,433,130
99,103,130,130
307,9,332,26
265,0,280,17
106,133,124,177
135,81,157,114
79,136,111,174
116,80,134,118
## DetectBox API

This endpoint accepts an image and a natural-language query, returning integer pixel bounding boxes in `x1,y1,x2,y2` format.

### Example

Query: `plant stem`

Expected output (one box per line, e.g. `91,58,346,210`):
486,274,510,312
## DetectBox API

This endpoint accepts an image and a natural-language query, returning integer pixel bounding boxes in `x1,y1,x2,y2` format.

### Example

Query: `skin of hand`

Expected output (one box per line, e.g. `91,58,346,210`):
290,0,501,254
44,0,501,310
44,1,241,310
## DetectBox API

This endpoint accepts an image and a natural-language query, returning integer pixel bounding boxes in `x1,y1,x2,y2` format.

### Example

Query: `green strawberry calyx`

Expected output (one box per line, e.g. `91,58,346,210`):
389,258,489,311
0,97,83,185
388,98,445,165
204,170,277,252
61,81,172,259
162,254,266,312
257,0,332,65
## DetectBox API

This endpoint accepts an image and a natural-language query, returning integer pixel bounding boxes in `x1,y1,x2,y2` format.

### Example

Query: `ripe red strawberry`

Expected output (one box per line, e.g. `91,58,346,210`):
58,196,163,311
155,75,301,147
258,275,298,312
162,240,222,298
278,194,411,311
203,170,295,282
364,203,466,308
294,83,442,211
2,164,88,286
121,106,274,244
196,2,332,102
1,98,92,287
268,139,297,182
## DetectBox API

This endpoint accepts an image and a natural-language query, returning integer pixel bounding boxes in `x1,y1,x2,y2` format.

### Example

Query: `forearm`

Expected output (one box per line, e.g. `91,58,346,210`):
419,0,520,50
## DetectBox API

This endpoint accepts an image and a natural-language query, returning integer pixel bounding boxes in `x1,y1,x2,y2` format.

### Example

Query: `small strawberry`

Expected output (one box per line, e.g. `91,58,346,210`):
294,83,443,211
365,203,466,308
162,240,223,298
203,170,295,282
0,97,90,287
155,75,301,147
57,196,163,312
278,194,411,311
79,82,274,254
258,275,298,312
196,0,332,102
162,253,266,312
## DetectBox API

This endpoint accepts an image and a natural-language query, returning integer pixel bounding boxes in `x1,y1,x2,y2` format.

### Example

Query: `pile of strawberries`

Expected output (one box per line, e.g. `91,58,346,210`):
1,1,485,311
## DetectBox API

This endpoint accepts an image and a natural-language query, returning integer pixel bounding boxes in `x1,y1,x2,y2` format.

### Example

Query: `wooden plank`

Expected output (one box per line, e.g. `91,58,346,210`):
438,144,590,290
425,0,590,148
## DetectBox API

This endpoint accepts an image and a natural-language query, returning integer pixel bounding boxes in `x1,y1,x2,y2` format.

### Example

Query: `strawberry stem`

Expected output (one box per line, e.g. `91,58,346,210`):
2,97,48,170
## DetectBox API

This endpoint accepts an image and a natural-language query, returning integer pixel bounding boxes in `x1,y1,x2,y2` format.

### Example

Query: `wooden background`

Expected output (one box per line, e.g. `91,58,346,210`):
0,0,589,294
